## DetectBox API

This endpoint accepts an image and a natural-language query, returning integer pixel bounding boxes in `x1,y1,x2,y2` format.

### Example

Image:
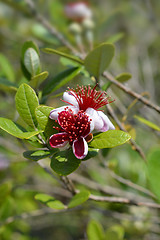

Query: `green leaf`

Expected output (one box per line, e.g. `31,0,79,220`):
87,220,105,240
24,48,40,76
115,72,132,83
15,83,39,128
106,32,124,43
0,77,17,92
134,115,160,131
42,67,81,96
21,41,40,80
147,149,160,200
23,150,52,161
50,150,81,176
105,225,124,240
105,230,119,240
0,118,41,139
84,43,115,78
89,130,131,149
35,193,54,202
68,190,90,208
35,105,56,138
42,48,84,65
0,182,12,206
35,193,66,210
30,71,49,88
0,53,15,82
82,148,99,161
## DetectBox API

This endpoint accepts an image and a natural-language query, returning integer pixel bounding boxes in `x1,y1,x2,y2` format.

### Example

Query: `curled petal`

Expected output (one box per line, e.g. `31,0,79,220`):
50,106,78,120
72,137,88,159
98,111,115,131
49,133,69,148
63,92,79,108
86,108,104,130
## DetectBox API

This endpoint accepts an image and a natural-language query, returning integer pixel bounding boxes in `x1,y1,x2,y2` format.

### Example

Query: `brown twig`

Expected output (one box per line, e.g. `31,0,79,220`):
103,71,160,114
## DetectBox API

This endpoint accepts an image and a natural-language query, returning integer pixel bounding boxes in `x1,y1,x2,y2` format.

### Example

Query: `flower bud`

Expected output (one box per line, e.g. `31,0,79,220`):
68,22,82,34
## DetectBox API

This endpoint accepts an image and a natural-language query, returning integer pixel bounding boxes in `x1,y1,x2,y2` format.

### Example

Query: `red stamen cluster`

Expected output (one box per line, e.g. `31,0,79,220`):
63,85,114,111
54,108,91,144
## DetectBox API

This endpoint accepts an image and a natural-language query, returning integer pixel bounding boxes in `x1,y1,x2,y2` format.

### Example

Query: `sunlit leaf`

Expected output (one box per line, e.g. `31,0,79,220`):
0,118,41,139
68,190,90,208
134,115,160,131
35,193,66,209
87,220,105,240
84,43,115,78
15,83,39,128
89,130,131,149
50,150,81,176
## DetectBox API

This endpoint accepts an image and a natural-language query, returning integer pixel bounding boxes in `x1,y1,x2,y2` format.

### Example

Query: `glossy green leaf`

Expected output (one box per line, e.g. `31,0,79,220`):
15,83,39,128
23,150,52,161
116,72,132,83
87,220,105,240
68,190,90,208
50,150,81,176
35,105,56,137
82,148,99,161
42,67,81,96
42,48,83,65
21,41,40,80
0,118,41,139
89,130,131,149
30,71,49,88
0,77,17,92
147,149,160,200
35,193,66,209
0,53,15,82
24,48,40,76
134,115,160,131
84,43,115,78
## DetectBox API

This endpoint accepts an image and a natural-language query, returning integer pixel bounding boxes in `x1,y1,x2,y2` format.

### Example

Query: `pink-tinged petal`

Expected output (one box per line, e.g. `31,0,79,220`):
72,137,88,159
49,106,67,120
49,133,69,148
63,92,79,108
50,106,78,120
98,111,115,131
86,108,104,130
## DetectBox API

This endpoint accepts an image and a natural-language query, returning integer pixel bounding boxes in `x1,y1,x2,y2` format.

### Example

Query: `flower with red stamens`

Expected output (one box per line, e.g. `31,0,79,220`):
49,108,94,159
50,85,115,132
64,2,92,22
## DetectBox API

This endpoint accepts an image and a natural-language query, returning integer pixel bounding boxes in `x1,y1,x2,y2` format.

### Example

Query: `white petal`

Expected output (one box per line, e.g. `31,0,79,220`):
63,91,79,108
72,137,88,159
98,111,115,131
86,108,104,131
49,106,78,120
49,106,67,120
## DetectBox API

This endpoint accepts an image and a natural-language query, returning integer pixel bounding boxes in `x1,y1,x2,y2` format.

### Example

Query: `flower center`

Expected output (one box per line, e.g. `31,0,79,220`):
63,85,114,111
55,109,92,143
